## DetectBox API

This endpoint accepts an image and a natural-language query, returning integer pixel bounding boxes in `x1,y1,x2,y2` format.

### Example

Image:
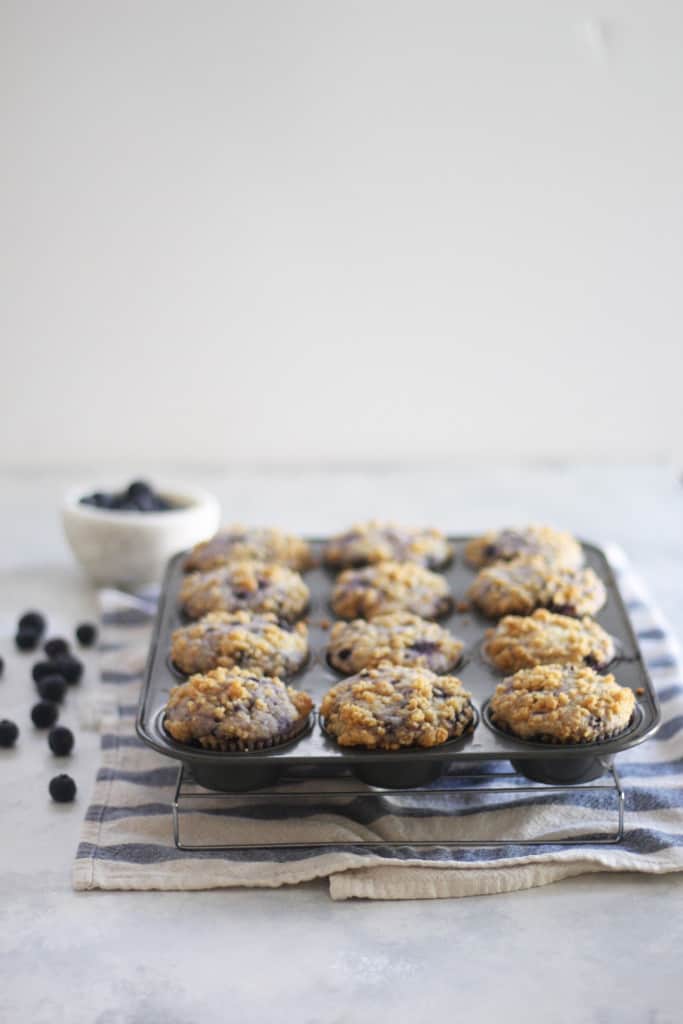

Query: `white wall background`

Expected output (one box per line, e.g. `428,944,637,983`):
2,0,682,469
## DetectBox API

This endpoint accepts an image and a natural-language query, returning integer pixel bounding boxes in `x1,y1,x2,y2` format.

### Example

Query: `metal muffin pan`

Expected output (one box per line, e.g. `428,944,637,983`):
136,538,661,791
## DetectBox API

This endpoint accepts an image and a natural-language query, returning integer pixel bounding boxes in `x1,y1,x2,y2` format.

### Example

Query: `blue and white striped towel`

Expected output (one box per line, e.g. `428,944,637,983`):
73,547,683,900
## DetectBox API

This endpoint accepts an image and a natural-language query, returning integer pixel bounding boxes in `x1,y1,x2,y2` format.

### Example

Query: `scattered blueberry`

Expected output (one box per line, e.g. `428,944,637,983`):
18,611,46,636
32,661,55,683
44,637,69,659
31,700,59,729
76,622,97,647
48,726,74,756
0,654,4,678
49,774,77,803
79,479,174,513
0,719,19,747
38,674,67,703
51,654,83,685
15,629,39,652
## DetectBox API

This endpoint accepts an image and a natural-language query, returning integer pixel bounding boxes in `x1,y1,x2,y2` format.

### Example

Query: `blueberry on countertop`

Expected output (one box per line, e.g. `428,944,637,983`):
32,661,55,683
18,611,46,636
48,726,74,756
49,774,77,803
51,654,83,685
38,674,67,703
0,719,19,747
44,637,70,659
76,622,97,647
16,629,40,652
0,655,4,678
31,700,59,729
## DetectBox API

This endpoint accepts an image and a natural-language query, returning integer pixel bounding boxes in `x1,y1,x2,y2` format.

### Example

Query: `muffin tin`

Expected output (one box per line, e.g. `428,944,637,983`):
136,538,661,791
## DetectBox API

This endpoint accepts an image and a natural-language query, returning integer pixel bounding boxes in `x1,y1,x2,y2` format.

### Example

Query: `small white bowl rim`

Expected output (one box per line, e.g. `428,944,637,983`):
62,482,220,526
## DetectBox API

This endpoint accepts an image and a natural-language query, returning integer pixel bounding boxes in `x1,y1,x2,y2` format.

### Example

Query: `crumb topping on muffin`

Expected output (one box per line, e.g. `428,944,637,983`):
185,526,312,573
171,610,308,677
324,521,452,570
483,608,615,673
465,525,583,571
328,612,462,674
179,561,309,622
331,561,452,620
163,666,313,751
489,664,635,743
320,663,474,749
468,557,606,619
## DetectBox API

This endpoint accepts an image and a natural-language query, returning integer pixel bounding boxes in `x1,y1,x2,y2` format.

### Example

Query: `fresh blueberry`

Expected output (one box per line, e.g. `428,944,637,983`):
15,629,40,652
44,637,70,659
51,654,83,685
49,774,77,803
0,654,4,678
32,661,55,683
18,611,46,635
31,701,59,729
76,622,98,647
48,726,74,756
0,719,19,747
38,675,67,703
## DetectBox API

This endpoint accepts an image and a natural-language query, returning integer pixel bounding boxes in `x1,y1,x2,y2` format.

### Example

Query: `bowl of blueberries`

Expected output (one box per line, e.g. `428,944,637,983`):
62,480,220,587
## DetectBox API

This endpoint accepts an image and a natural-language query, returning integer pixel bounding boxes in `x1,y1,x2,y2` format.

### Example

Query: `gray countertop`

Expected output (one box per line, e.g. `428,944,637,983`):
1,464,682,1024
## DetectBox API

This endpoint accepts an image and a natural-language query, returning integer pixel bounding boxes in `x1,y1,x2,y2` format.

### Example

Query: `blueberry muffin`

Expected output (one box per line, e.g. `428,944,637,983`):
185,526,312,573
324,520,453,570
171,611,308,677
331,561,452,621
468,557,607,619
465,526,583,571
483,608,615,673
488,664,635,744
320,663,475,750
163,667,313,751
328,612,463,674
179,562,309,622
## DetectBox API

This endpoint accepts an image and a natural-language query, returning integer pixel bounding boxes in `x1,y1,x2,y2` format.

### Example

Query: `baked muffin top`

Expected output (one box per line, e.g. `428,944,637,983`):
324,520,452,570
179,561,309,622
320,663,474,750
331,561,452,621
171,610,308,677
468,557,606,619
163,666,313,751
489,664,635,744
483,608,615,674
185,526,312,573
327,612,463,675
465,525,583,571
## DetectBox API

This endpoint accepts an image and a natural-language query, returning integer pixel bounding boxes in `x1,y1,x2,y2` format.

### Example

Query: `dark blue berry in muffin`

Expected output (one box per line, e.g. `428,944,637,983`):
49,774,77,802
31,700,59,729
18,611,46,636
38,675,67,703
48,726,74,756
76,622,97,647
44,637,70,659
16,629,39,652
0,719,19,747
51,655,83,685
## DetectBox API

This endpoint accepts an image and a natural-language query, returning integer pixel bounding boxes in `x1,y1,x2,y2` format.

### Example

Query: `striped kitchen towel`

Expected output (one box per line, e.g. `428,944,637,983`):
73,547,683,900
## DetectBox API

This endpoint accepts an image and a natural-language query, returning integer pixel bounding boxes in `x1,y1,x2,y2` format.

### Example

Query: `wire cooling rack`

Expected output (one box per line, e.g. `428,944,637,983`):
171,760,625,852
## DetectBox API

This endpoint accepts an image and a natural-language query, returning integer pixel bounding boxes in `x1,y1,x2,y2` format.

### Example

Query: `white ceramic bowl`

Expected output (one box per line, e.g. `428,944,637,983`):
62,483,221,588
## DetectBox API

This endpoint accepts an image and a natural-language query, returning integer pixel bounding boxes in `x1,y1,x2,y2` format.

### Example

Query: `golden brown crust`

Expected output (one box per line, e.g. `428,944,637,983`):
179,561,309,622
483,608,615,673
465,526,583,571
328,612,463,674
320,663,474,750
185,526,312,573
489,664,635,743
467,557,607,619
330,561,452,620
163,666,313,751
171,610,308,676
324,521,453,569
